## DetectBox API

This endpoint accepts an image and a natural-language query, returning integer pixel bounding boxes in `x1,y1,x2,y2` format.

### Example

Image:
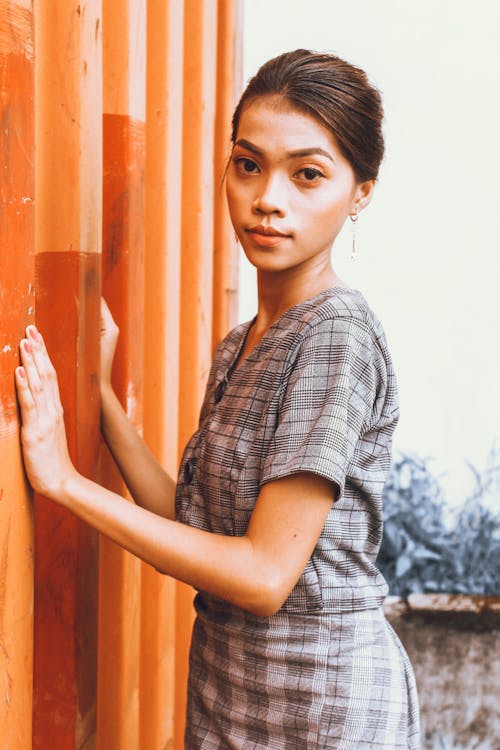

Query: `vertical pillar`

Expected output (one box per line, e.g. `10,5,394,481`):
141,1,184,748
0,1,244,747
0,3,35,748
212,0,243,347
97,1,146,748
175,2,218,747
33,1,102,748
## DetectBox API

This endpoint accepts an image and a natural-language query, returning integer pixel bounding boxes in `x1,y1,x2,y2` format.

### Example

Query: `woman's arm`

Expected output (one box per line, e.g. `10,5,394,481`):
99,299,176,519
15,325,332,617
100,384,176,520
57,470,331,616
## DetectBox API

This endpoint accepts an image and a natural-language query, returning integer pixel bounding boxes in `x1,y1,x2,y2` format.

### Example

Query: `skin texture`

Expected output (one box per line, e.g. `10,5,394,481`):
15,97,374,617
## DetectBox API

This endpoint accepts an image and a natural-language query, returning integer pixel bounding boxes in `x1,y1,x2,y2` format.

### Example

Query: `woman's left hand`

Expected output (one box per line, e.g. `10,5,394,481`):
15,325,78,499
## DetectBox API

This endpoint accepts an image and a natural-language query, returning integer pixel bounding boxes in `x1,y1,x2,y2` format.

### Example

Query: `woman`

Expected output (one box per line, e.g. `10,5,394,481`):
15,50,420,748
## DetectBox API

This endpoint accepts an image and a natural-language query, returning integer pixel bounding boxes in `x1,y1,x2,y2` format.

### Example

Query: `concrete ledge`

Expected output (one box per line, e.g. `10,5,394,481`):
384,595,500,748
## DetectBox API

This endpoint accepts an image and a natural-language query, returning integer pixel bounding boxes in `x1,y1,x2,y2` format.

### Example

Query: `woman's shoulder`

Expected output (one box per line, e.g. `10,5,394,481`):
214,286,391,368
299,285,372,323
282,286,388,350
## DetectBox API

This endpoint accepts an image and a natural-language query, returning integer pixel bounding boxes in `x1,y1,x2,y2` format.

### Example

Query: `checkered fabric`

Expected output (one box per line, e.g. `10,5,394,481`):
186,596,420,749
176,287,420,748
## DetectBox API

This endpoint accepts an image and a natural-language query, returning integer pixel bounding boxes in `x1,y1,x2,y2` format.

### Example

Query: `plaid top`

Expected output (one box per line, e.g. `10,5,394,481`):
176,286,399,613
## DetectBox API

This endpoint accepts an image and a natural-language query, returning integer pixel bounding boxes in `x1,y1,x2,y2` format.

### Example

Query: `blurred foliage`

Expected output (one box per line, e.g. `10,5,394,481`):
377,447,500,596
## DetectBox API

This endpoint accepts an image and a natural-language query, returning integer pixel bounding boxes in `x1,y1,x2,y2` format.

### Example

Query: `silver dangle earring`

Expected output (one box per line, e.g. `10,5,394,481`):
350,213,359,260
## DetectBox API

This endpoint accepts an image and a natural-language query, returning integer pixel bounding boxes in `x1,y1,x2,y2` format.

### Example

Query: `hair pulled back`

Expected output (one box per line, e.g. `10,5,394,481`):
231,49,385,183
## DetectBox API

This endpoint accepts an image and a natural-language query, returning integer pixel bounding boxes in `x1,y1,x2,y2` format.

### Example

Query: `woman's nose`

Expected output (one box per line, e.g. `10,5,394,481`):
252,175,286,216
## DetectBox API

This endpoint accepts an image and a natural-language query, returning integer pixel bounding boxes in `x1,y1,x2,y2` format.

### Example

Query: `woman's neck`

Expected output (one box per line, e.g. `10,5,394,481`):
239,264,345,363
253,263,344,336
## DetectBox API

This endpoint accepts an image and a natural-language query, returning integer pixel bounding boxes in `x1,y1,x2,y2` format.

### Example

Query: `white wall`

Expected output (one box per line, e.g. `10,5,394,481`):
239,0,500,508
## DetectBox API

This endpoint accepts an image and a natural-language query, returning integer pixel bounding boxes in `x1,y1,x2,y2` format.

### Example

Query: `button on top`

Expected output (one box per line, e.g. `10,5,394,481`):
184,459,195,484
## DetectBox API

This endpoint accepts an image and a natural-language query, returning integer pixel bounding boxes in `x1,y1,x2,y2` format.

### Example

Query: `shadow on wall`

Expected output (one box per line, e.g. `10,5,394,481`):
379,450,500,748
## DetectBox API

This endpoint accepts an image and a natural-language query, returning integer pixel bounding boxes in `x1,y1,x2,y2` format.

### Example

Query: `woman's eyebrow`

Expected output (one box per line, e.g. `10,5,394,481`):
234,139,264,155
287,147,335,163
234,138,335,163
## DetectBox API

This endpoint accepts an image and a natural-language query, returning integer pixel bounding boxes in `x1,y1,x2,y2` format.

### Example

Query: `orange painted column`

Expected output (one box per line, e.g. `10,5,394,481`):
33,1,102,748
175,2,218,747
140,1,184,748
212,0,243,348
97,1,146,748
0,1,243,747
0,3,35,748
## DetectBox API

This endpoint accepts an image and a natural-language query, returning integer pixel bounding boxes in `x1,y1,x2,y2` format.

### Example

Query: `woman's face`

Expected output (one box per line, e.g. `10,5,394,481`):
226,96,373,276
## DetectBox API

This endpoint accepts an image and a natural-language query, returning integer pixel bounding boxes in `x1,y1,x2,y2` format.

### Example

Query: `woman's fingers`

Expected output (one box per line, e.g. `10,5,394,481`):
14,365,36,418
100,297,119,387
19,336,43,405
100,297,111,328
15,325,75,498
27,327,61,403
19,326,62,416
100,297,119,335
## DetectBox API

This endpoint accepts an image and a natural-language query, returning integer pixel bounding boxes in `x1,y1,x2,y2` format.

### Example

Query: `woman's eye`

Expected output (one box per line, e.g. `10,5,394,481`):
296,167,324,182
235,158,259,174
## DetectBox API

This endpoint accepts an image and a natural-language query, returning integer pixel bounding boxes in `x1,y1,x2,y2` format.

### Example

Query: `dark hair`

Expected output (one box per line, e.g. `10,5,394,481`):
231,49,385,183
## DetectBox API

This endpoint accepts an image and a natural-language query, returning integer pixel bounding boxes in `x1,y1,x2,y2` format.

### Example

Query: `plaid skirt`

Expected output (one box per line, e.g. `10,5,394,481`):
185,594,420,749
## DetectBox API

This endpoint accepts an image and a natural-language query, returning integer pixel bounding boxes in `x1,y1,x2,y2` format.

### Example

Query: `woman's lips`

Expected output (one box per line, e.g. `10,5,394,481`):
245,225,291,248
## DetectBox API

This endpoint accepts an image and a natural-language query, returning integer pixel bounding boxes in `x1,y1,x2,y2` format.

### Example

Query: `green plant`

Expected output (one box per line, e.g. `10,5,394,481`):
377,448,500,596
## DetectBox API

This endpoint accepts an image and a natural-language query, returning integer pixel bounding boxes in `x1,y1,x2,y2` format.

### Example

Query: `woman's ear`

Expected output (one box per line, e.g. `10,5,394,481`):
352,179,375,214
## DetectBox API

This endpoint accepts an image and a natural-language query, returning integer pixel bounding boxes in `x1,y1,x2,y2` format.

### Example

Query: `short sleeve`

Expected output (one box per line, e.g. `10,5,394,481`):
260,316,379,499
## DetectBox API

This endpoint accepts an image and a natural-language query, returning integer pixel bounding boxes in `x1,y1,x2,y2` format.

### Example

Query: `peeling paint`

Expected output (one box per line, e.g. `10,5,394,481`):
5,670,11,706
0,5,34,59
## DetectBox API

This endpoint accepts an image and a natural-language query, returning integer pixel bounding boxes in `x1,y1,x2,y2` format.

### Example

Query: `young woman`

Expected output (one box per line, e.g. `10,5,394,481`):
15,50,420,749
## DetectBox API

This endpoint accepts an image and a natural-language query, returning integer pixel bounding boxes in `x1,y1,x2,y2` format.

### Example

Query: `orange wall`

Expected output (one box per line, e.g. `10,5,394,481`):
0,1,242,747
34,3,102,746
0,3,35,747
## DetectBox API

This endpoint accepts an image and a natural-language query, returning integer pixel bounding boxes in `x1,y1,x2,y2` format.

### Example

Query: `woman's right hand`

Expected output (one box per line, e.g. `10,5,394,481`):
100,298,119,391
